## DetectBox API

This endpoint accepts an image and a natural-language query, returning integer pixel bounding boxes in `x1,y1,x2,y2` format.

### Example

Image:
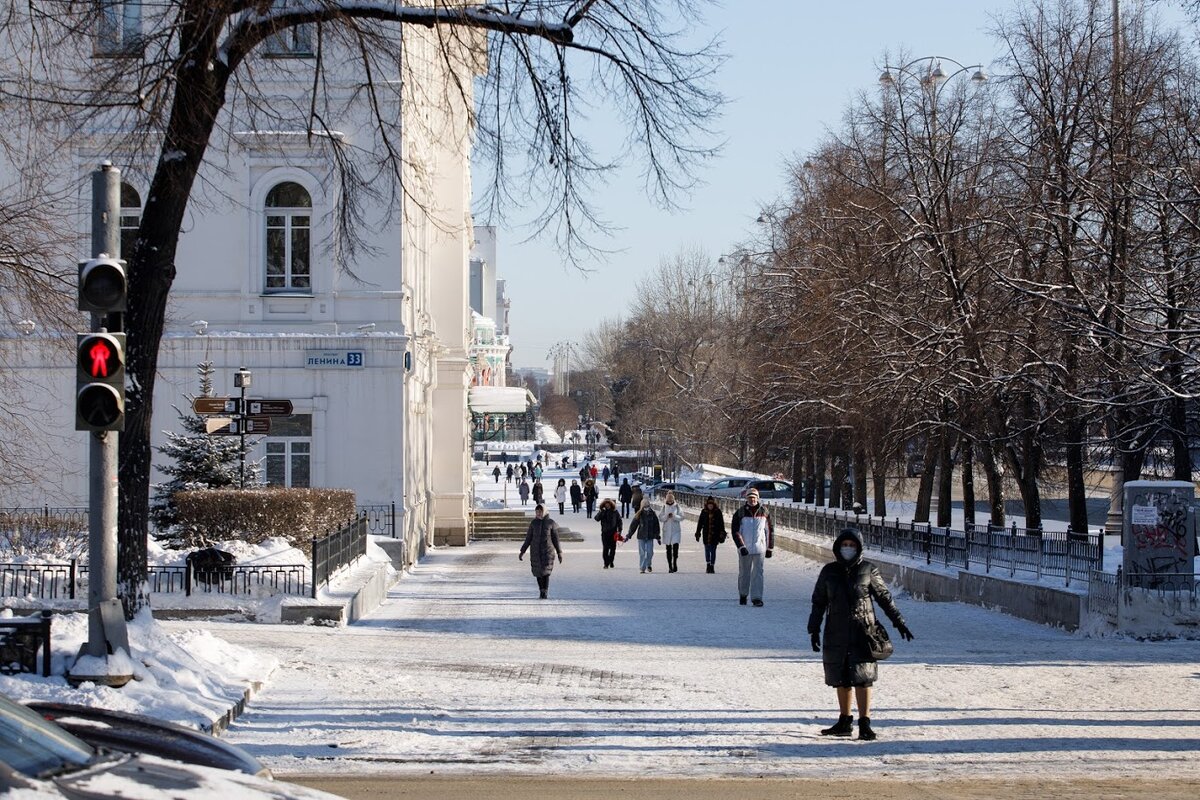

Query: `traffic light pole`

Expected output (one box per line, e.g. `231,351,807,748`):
70,162,132,687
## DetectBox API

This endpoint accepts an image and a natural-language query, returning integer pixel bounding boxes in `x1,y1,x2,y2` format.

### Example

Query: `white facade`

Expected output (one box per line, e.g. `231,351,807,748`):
0,11,480,549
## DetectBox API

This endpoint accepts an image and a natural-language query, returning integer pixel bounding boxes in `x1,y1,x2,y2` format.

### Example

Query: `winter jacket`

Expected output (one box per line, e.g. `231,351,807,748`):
730,503,774,555
658,502,683,545
594,505,624,543
695,505,727,545
520,517,562,577
807,529,906,687
630,487,644,513
627,507,662,541
583,483,598,503
554,485,567,503
618,482,633,503
532,482,544,503
570,484,583,503
518,481,530,500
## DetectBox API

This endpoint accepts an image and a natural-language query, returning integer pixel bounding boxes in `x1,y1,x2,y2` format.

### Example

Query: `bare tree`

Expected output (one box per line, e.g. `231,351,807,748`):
0,1,721,612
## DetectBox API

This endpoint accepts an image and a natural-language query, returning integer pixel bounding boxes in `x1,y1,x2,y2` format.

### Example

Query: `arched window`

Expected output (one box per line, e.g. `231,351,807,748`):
119,183,141,260
264,181,311,293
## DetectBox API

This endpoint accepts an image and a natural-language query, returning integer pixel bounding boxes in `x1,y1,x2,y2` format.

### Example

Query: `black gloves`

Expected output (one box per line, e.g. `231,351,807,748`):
810,633,821,652
765,549,773,559
558,554,563,564
695,534,701,542
739,546,749,556
896,623,914,641
518,552,524,561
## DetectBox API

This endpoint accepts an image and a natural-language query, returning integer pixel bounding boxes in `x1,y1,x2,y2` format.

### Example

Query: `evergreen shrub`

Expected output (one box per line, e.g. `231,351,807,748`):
172,487,357,554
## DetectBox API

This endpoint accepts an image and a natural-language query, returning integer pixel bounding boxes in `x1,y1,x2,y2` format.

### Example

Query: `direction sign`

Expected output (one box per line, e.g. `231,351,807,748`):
247,399,293,417
207,416,271,436
193,397,237,415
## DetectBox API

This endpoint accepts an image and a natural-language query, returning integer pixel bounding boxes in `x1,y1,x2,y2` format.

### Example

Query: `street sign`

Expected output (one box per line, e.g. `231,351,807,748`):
207,416,271,436
247,399,293,416
305,350,365,369
193,397,237,415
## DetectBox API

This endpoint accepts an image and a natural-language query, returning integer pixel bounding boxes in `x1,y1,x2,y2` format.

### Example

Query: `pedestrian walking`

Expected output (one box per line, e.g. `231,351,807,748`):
590,464,599,481
809,528,914,741
695,495,727,573
506,465,514,483
618,478,633,518
534,464,543,481
532,480,545,505
611,465,620,484
519,504,563,599
519,465,527,480
602,465,611,485
570,480,583,513
730,488,773,606
583,478,598,517
627,499,661,573
518,479,530,505
500,450,508,464
630,484,644,520
579,464,590,484
659,491,683,573
492,465,501,483
554,479,567,515
594,498,623,569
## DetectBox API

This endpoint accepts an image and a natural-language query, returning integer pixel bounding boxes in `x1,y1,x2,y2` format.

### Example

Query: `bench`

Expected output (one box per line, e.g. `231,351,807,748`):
0,610,52,677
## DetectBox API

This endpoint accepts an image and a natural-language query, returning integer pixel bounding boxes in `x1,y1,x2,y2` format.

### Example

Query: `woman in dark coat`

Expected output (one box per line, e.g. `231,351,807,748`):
808,528,914,741
532,480,545,505
618,479,633,517
569,480,583,513
627,499,662,573
694,495,727,574
583,479,598,516
594,498,624,569
629,484,644,519
519,504,563,599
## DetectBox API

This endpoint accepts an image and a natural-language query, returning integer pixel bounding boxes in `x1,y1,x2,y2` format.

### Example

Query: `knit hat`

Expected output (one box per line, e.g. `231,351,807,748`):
746,487,760,500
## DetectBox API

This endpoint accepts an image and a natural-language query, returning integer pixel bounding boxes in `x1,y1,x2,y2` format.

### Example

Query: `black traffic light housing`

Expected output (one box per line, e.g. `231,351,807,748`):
78,256,127,315
76,332,126,432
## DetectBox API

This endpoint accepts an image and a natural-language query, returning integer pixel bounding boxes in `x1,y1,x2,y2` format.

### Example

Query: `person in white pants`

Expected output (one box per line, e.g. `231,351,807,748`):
729,488,774,606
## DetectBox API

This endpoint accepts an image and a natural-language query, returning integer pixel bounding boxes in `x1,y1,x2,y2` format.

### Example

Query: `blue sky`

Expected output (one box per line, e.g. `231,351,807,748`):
481,0,1191,368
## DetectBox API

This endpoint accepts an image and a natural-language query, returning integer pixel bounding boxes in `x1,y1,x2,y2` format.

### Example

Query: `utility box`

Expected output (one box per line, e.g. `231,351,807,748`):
1123,480,1194,588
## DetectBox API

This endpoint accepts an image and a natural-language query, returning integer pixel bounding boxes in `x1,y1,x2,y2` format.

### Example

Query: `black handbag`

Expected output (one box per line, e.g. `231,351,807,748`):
864,619,894,661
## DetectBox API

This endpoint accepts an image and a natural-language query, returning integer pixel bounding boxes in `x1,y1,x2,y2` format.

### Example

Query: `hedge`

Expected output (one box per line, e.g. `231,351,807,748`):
171,487,357,554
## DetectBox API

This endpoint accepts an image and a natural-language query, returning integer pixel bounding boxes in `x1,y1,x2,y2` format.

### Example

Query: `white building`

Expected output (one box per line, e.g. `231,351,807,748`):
0,9,480,548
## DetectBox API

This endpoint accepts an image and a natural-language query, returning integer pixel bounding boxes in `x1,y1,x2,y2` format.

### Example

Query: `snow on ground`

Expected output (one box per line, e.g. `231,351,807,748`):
191,461,1200,779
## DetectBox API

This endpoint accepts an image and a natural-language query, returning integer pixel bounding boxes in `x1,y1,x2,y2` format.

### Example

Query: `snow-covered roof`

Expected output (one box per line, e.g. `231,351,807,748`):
468,386,536,413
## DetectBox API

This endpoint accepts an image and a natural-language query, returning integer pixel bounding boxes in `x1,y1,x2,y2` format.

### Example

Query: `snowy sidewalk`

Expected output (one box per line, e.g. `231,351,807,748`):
199,517,1200,781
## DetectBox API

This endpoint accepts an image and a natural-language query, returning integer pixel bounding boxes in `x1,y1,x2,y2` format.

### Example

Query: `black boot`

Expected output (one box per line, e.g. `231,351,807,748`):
739,595,747,605
706,563,715,574
820,715,853,737
858,717,876,741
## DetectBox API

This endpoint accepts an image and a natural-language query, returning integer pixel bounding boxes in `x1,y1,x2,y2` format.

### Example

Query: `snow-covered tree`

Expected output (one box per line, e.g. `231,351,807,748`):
150,362,260,542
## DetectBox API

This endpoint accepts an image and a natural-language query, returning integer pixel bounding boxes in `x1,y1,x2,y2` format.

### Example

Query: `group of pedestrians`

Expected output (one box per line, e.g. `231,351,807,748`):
516,475,917,743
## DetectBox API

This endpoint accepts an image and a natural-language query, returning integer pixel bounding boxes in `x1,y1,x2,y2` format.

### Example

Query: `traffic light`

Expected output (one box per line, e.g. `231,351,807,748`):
77,256,126,314
76,332,125,432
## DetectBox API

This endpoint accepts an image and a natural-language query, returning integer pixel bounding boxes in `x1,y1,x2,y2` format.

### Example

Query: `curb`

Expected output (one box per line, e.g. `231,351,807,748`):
209,680,263,736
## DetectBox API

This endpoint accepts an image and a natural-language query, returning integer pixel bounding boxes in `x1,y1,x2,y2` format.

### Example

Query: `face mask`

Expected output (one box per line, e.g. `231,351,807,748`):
839,545,858,561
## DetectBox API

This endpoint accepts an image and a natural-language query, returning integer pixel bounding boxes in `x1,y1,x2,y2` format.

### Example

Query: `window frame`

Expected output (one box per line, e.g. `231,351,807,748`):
263,181,313,295
95,0,143,57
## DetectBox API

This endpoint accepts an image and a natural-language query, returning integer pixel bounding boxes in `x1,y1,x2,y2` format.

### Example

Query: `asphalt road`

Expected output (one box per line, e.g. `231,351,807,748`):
283,775,1200,800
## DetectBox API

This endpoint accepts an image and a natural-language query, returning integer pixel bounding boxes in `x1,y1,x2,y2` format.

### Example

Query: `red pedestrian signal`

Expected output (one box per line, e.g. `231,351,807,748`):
76,332,125,432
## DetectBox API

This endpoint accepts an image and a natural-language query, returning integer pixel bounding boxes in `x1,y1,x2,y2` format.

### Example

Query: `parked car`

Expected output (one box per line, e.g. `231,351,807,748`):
704,477,755,497
26,700,267,777
0,693,340,799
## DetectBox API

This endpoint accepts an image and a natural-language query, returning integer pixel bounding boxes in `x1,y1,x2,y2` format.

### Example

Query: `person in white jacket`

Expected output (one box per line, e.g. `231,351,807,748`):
659,491,683,573
553,479,567,515
729,487,774,606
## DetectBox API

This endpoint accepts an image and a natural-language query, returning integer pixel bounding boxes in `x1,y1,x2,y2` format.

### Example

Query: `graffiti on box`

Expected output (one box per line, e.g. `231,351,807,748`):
1126,488,1192,579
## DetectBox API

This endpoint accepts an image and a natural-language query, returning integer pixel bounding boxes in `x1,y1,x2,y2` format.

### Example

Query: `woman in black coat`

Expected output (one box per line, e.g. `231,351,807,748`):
808,528,913,741
594,498,624,569
519,504,563,599
582,479,598,516
532,480,545,505
694,495,726,574
569,480,583,513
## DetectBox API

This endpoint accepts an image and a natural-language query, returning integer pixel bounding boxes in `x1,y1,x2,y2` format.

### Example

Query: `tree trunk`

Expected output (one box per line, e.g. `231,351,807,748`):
804,435,817,504
119,52,231,619
814,434,828,506
828,428,845,510
870,440,888,518
791,444,803,503
936,426,955,528
1004,426,1043,530
1066,414,1089,538
979,439,1005,527
913,433,938,524
960,437,975,527
853,439,868,511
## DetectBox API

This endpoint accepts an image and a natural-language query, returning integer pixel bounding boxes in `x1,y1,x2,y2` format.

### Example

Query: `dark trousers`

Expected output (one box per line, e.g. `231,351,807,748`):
602,538,617,567
704,543,718,567
666,543,679,571
586,500,595,516
620,501,631,517
558,502,565,514
536,575,550,597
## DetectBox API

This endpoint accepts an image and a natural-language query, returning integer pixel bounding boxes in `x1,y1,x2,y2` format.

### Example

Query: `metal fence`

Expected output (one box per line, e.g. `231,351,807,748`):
311,514,368,598
0,507,88,531
357,503,396,538
0,561,80,600
657,488,1100,588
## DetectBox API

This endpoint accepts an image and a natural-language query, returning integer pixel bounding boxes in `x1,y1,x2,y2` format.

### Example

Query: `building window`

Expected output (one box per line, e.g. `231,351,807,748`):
264,181,311,293
96,1,142,56
119,183,141,260
264,414,311,488
263,1,314,57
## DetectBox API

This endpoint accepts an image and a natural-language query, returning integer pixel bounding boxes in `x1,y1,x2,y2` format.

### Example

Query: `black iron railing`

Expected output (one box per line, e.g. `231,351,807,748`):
311,515,368,598
656,488,1101,588
357,503,396,538
0,561,80,600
